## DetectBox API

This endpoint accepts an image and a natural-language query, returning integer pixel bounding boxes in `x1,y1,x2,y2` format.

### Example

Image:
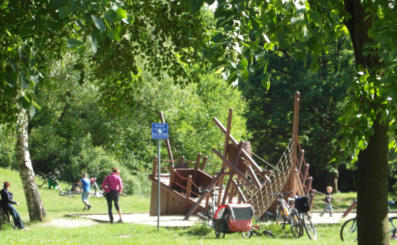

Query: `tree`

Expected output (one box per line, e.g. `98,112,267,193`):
239,42,354,191
1,0,212,221
199,0,397,244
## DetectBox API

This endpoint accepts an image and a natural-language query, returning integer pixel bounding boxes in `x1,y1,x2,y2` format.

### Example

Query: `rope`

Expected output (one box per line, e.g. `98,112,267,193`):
172,169,202,193
251,151,278,170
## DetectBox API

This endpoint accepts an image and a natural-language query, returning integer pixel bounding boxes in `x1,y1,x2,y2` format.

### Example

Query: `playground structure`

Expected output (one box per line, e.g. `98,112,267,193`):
148,92,316,219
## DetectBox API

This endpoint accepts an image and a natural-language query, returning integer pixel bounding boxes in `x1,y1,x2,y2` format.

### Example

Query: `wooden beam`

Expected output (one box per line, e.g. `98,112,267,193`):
212,149,259,189
221,142,244,204
232,180,247,203
217,108,233,206
184,169,225,220
159,112,174,167
200,155,208,170
213,117,263,174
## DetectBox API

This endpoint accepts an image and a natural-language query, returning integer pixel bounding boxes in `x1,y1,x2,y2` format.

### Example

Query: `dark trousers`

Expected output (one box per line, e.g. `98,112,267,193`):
4,205,24,229
105,190,120,223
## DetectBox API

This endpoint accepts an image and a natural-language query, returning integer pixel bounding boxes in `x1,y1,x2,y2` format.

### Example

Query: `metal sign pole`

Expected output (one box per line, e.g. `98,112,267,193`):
157,138,161,230
151,122,168,231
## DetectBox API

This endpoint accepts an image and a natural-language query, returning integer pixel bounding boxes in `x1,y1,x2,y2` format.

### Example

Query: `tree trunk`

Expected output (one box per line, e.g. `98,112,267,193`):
16,107,46,221
357,115,389,245
344,0,389,244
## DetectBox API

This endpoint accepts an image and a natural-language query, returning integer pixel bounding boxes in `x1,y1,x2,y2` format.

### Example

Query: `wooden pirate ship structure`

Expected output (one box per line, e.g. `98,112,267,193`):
148,92,316,219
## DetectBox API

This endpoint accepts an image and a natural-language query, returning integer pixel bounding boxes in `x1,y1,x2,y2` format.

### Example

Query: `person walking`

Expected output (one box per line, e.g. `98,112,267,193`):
320,186,333,217
0,181,25,230
81,173,91,210
101,167,123,223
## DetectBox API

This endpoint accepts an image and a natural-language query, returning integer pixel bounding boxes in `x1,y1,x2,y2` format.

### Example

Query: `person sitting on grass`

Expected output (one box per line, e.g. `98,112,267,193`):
0,181,25,230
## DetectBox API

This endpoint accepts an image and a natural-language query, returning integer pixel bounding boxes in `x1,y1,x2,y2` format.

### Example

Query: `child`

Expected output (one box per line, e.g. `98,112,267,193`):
320,186,333,217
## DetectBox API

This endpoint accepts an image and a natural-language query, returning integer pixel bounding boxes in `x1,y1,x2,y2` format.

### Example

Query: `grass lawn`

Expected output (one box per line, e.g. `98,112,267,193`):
0,168,395,245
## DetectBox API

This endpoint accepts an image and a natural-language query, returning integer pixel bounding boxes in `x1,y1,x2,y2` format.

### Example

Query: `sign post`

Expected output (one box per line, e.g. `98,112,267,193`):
151,123,168,230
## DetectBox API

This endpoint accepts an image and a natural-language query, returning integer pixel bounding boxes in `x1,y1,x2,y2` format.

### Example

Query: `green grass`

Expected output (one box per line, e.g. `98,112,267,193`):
312,191,357,212
0,168,395,245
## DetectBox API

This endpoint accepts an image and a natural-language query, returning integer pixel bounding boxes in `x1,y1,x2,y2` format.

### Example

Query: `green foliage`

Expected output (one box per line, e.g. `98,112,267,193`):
22,49,248,193
0,126,17,168
97,66,249,174
238,37,354,189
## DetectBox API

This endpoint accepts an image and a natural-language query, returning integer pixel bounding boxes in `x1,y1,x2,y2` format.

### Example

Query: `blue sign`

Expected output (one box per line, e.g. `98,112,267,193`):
151,123,169,140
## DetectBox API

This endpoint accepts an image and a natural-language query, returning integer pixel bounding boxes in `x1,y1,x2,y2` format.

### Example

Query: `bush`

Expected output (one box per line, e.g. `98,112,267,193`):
119,168,151,196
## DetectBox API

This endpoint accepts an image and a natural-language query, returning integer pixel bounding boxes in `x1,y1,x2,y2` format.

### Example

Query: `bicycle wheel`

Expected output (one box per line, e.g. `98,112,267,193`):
340,217,357,242
206,206,215,228
215,231,225,238
302,213,317,240
241,231,252,239
389,216,397,240
275,205,288,229
289,212,302,238
36,173,48,188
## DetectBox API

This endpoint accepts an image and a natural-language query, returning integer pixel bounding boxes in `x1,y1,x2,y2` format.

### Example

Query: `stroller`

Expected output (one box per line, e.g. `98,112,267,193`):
213,203,254,238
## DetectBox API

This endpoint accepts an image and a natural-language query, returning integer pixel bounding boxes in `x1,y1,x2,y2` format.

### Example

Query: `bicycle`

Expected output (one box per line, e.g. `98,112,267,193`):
271,191,302,238
294,196,317,240
36,166,64,189
198,186,219,228
340,201,397,241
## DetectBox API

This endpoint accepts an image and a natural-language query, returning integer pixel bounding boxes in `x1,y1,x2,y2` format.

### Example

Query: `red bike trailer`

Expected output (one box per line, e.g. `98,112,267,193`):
213,203,254,238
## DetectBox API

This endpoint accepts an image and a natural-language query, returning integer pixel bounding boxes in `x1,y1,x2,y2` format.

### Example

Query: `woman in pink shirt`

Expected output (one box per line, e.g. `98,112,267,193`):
101,167,123,223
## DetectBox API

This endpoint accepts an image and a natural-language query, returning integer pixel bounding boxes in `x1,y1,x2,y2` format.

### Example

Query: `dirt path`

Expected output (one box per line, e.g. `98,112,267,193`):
40,212,357,228
40,218,98,228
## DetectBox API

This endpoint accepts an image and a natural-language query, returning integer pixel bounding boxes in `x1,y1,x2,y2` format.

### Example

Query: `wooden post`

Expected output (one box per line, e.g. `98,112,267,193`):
194,153,201,178
297,149,305,172
186,175,192,199
153,157,158,177
200,156,208,170
292,92,300,167
306,176,313,194
309,189,316,209
288,91,304,196
180,156,185,168
302,163,310,183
